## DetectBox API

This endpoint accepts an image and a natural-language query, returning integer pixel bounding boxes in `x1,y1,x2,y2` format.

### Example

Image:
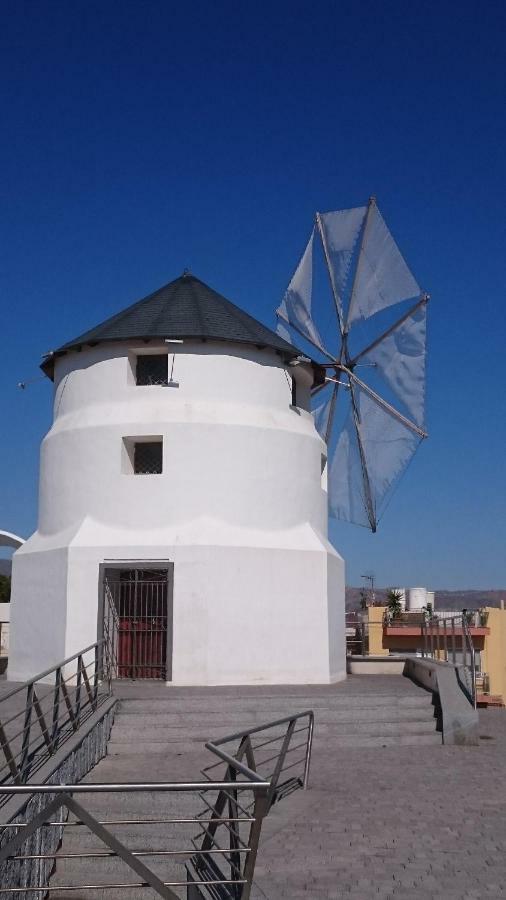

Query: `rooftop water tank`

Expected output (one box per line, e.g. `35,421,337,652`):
407,587,427,612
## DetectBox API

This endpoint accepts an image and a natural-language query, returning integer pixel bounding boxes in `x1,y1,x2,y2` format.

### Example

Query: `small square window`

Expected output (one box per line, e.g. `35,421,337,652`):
136,355,168,386
134,440,163,474
291,377,297,407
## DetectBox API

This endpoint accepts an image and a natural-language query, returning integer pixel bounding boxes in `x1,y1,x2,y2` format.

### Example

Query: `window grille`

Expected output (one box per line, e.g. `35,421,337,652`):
136,354,168,386
134,441,163,474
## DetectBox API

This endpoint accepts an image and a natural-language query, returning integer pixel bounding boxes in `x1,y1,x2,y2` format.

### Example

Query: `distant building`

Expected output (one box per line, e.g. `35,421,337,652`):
363,602,506,706
9,273,345,685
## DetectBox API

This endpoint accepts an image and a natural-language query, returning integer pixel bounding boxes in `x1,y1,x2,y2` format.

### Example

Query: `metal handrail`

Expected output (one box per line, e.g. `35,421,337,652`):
462,613,477,709
421,610,477,708
0,778,270,899
0,641,106,704
0,621,315,896
0,725,282,898
345,611,367,655
204,709,314,812
0,640,113,794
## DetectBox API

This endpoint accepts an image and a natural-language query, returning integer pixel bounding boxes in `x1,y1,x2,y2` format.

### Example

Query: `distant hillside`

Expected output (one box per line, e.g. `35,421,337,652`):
0,560,12,577
346,586,506,611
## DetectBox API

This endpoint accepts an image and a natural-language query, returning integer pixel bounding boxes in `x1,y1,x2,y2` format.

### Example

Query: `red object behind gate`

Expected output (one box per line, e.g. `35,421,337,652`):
118,617,167,679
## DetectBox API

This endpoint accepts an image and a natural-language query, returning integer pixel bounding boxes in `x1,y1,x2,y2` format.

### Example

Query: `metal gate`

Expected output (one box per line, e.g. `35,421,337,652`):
103,569,170,680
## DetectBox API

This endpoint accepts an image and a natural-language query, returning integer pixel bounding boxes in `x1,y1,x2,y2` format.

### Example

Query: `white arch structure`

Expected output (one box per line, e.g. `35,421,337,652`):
0,531,25,551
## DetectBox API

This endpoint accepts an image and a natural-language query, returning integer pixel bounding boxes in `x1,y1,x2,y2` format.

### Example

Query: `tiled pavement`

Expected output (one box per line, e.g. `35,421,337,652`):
254,706,506,899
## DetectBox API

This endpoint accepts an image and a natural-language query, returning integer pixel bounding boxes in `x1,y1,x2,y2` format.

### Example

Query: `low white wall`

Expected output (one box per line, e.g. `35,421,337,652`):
9,547,68,680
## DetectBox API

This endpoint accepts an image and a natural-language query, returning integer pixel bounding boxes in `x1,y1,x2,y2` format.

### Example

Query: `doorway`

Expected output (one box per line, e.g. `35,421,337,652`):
103,567,173,680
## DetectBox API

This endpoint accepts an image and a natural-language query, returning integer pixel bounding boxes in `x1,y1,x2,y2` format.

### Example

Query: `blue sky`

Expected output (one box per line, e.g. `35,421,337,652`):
1,1,505,589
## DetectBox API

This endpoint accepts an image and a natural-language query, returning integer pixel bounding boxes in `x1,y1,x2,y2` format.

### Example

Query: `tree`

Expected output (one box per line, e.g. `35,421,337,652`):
386,589,402,620
0,575,11,603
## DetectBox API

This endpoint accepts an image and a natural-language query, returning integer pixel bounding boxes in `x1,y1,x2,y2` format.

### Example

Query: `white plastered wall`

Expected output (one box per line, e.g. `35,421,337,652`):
9,340,345,684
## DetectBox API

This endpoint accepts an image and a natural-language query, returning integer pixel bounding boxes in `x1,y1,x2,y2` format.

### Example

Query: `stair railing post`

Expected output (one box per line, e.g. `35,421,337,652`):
51,667,62,751
20,684,34,781
93,645,99,709
241,788,269,900
75,655,82,728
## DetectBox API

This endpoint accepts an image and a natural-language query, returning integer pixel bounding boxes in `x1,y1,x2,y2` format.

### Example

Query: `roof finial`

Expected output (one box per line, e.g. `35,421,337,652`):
182,267,191,278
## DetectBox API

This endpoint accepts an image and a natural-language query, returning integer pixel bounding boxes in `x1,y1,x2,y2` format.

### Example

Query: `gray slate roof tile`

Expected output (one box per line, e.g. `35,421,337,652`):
42,273,299,378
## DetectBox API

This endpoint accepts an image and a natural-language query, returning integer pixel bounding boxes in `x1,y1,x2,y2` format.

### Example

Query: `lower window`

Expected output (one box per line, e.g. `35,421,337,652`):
122,436,163,474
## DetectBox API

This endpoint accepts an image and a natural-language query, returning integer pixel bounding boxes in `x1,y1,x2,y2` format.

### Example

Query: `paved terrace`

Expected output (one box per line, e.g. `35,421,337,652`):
257,708,506,899
4,675,505,899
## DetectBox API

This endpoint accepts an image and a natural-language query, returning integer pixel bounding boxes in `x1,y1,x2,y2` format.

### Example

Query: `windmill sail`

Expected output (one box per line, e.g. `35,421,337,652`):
277,197,429,532
352,297,427,429
276,227,328,356
317,207,367,325
329,389,423,528
346,203,420,327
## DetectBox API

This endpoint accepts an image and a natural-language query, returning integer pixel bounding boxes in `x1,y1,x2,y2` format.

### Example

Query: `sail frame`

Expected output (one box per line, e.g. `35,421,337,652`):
279,199,429,531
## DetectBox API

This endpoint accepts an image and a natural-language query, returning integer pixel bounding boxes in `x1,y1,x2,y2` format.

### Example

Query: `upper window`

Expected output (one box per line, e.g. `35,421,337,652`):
136,354,168,386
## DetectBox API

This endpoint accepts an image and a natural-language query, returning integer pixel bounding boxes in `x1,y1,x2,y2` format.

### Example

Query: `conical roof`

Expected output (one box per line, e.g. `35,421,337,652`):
42,273,301,378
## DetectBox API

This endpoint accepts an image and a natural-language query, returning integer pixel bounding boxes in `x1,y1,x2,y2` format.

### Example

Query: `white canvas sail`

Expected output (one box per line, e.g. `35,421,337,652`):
328,388,422,529
282,197,429,531
276,227,327,354
347,203,420,326
353,299,427,429
317,206,366,324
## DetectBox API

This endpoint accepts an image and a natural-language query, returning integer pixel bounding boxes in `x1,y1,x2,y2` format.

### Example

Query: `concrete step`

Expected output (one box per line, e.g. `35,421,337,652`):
117,693,433,714
55,792,206,817
49,853,190,900
57,824,201,853
313,731,442,747
109,708,435,742
46,675,442,899
114,703,434,728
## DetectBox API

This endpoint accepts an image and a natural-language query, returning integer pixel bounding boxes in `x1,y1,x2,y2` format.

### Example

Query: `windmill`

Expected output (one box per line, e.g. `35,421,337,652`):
276,197,428,532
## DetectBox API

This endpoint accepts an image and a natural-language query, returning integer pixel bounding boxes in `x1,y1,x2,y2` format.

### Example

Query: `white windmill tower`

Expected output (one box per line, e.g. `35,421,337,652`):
9,273,345,685
277,197,429,532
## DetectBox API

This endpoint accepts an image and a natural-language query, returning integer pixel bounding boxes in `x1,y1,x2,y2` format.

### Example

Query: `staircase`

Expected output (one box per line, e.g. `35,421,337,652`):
48,675,439,897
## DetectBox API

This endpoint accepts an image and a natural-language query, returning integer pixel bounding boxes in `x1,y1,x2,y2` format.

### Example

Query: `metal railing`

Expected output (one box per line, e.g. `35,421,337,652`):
0,709,314,898
0,777,269,899
345,612,367,655
420,612,477,708
202,710,314,810
0,642,112,797
383,610,426,626
0,611,314,898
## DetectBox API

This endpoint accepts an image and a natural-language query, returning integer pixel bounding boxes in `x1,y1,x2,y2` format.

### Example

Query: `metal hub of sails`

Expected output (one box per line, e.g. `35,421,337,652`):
276,197,429,532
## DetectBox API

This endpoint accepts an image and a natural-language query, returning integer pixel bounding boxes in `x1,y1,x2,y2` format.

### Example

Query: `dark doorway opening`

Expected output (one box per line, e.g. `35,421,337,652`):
103,568,172,680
